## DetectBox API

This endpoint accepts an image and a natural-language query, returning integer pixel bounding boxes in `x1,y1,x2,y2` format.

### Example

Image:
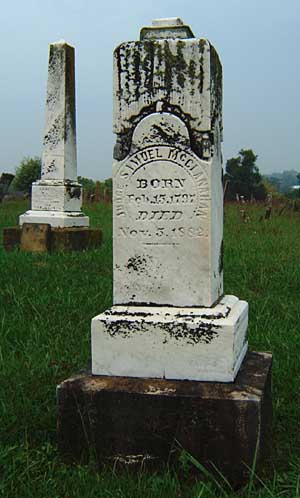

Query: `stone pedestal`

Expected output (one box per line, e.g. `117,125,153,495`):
20,181,89,228
92,296,248,382
57,352,272,488
3,224,102,252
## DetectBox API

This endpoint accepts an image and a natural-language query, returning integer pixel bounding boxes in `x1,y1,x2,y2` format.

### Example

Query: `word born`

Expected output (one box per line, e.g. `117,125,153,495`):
136,178,186,189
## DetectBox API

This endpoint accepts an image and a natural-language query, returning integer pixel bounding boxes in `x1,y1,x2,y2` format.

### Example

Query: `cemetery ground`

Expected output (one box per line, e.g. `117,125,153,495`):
1,200,300,498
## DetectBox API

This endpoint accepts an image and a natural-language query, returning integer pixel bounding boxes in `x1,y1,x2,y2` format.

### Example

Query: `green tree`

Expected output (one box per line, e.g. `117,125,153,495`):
225,149,266,201
78,176,96,195
12,156,41,193
297,173,300,198
104,177,112,193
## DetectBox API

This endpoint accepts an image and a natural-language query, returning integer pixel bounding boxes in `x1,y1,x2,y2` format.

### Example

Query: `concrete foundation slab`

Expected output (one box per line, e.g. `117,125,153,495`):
3,224,102,252
57,351,272,487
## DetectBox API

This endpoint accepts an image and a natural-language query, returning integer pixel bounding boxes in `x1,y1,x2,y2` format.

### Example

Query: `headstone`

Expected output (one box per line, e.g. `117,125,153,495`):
0,173,14,202
92,18,248,381
19,41,89,228
58,19,272,484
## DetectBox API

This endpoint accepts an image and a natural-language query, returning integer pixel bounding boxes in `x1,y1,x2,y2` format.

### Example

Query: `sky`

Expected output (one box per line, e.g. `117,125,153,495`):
1,0,300,180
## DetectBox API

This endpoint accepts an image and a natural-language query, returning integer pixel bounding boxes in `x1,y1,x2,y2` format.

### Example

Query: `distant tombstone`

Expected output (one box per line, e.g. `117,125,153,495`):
0,173,14,202
4,41,102,252
91,17,248,382
19,41,89,228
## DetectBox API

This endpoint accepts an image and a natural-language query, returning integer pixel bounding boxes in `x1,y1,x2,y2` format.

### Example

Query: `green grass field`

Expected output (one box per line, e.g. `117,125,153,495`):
1,200,300,497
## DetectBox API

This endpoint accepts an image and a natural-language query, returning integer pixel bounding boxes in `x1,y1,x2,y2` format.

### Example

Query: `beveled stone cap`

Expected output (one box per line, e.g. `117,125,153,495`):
140,17,195,40
152,18,184,27
51,39,74,49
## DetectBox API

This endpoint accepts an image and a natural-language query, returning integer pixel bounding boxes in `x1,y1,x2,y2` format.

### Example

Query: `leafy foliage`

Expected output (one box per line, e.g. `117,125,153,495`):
78,176,96,195
12,157,41,193
225,149,266,201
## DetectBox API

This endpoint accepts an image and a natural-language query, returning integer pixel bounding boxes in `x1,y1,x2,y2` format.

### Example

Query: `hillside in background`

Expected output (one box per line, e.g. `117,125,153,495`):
265,170,300,195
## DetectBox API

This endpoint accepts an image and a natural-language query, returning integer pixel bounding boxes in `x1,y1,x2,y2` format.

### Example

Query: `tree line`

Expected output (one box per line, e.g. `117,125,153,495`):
4,151,299,201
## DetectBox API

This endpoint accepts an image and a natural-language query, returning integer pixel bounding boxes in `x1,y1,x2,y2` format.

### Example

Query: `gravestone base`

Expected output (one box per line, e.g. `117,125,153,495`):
3,224,102,252
57,351,272,488
92,295,248,382
19,210,89,228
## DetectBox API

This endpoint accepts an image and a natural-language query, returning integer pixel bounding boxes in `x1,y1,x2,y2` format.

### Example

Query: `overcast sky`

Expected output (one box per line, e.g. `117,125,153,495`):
1,0,300,180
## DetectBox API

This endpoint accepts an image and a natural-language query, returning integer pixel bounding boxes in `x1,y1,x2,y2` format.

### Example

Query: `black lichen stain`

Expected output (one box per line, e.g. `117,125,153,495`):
133,47,142,100
219,240,223,274
149,122,188,147
103,307,224,345
105,319,146,338
113,130,134,160
126,255,148,273
114,38,221,162
209,43,223,135
45,159,56,175
142,41,155,94
44,115,64,149
161,321,220,345
65,45,76,141
66,186,81,199
104,315,220,345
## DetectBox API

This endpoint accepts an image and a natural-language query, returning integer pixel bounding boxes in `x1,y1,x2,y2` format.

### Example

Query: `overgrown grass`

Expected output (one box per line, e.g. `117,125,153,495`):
1,200,300,497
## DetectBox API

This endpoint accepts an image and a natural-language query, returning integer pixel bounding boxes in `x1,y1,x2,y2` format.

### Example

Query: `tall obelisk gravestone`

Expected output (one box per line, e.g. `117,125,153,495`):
4,41,101,252
91,18,248,381
57,20,272,486
20,41,89,228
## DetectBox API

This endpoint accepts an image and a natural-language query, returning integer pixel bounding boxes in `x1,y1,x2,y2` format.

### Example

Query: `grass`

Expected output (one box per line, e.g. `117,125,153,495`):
1,200,300,497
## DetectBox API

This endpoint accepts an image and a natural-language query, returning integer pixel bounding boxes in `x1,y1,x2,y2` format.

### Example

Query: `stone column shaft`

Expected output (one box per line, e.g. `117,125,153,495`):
19,40,89,228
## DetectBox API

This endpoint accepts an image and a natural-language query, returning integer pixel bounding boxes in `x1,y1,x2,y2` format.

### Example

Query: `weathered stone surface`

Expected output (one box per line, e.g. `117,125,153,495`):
140,17,195,40
41,41,77,182
20,210,89,228
112,18,223,308
57,352,272,487
113,112,223,307
92,295,248,381
3,227,21,251
3,225,102,252
113,20,222,159
20,223,51,252
19,41,89,228
91,18,247,382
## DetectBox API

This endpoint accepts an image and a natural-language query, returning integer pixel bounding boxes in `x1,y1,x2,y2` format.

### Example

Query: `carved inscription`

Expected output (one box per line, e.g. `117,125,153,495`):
115,145,209,245
32,186,64,211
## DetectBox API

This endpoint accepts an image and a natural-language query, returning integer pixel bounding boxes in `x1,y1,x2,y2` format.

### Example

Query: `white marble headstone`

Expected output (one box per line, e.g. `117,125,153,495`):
92,18,248,381
113,112,223,307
